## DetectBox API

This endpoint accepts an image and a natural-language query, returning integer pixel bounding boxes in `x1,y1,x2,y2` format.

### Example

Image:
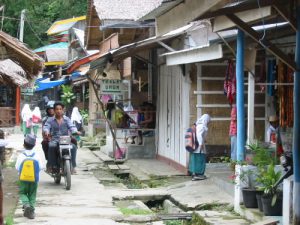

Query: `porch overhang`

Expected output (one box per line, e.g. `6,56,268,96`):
161,44,223,66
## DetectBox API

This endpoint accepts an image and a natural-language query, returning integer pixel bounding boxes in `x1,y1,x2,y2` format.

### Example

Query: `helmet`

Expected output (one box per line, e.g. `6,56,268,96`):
46,101,55,110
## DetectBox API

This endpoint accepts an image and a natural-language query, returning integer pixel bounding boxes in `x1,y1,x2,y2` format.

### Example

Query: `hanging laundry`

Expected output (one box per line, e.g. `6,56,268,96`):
278,61,294,128
223,60,236,105
267,59,276,96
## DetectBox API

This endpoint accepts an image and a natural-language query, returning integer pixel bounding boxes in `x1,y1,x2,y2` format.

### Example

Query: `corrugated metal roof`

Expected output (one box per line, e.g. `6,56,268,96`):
47,16,86,36
138,0,183,21
34,42,68,53
93,0,163,21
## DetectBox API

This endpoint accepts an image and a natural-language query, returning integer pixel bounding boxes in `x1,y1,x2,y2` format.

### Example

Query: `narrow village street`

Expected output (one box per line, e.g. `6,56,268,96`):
8,134,127,225
3,133,256,225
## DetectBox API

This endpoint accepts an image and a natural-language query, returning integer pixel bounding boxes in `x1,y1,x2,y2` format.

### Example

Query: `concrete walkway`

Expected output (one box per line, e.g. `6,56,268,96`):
7,134,252,224
9,134,128,225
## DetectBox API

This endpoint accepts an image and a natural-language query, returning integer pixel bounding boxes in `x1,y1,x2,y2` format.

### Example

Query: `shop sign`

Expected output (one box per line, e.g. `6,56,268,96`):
21,82,35,96
100,79,125,94
21,87,34,96
90,119,106,128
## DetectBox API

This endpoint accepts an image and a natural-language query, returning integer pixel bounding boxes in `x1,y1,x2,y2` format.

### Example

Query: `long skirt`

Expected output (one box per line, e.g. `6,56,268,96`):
189,153,206,175
22,122,31,136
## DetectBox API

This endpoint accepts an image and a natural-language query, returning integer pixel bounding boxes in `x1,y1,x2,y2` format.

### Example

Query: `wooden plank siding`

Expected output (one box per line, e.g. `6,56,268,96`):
197,63,266,158
157,65,190,167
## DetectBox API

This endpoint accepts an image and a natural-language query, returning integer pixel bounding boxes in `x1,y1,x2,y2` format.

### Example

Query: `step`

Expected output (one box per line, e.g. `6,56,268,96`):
251,218,279,225
195,210,250,225
93,151,114,163
108,165,120,171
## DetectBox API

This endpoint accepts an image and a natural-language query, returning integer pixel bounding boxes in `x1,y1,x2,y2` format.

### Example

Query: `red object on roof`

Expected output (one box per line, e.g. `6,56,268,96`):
67,52,101,73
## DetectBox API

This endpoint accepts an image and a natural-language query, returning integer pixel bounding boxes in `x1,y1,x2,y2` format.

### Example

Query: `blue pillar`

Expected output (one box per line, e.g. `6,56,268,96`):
293,3,300,224
236,29,245,161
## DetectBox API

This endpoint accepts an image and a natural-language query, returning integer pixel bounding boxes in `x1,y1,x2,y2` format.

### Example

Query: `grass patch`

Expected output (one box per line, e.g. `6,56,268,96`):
164,213,208,225
188,213,209,225
196,202,231,211
119,175,146,189
119,207,152,215
5,211,14,225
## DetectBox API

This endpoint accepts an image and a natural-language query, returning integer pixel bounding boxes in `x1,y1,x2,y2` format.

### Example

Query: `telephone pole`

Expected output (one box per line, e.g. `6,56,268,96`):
19,9,25,42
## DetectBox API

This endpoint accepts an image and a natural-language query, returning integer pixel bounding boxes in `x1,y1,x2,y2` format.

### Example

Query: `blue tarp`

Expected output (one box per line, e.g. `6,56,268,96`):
35,72,84,92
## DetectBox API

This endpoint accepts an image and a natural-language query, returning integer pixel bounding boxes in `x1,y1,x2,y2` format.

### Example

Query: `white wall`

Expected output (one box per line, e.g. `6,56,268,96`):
157,65,190,166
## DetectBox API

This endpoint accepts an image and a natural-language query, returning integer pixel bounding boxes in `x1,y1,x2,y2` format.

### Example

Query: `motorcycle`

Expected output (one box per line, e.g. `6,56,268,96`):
273,150,293,190
47,136,73,190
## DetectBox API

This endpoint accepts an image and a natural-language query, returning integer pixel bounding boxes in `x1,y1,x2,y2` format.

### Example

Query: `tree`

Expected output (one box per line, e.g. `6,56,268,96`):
1,0,87,49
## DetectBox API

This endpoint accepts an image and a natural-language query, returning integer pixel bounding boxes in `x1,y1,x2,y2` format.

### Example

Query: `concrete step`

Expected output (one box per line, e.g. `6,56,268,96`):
195,210,250,225
251,218,279,225
92,150,114,163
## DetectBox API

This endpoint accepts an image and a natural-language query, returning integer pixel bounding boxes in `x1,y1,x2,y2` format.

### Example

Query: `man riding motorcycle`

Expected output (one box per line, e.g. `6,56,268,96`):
41,101,55,160
43,102,80,174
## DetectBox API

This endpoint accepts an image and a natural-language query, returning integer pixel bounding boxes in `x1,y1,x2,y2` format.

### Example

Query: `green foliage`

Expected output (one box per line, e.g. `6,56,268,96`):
247,141,275,167
239,169,256,189
80,109,89,125
61,85,76,106
256,164,281,196
165,220,185,225
119,207,152,215
1,0,87,49
5,211,14,225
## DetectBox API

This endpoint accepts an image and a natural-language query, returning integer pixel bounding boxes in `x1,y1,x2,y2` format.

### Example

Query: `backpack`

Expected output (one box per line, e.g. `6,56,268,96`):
185,126,199,153
19,153,40,183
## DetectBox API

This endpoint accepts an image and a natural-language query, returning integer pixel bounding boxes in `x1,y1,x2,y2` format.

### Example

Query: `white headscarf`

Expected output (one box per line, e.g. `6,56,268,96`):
195,114,211,150
71,107,83,124
32,107,41,119
21,104,32,122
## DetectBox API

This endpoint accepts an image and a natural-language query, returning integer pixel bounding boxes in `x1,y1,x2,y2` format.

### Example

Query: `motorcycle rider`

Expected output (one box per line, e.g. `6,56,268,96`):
43,102,80,174
41,101,55,160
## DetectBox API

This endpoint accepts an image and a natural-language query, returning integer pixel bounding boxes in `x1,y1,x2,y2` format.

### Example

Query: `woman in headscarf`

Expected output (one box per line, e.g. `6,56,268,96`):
32,107,42,136
21,104,32,136
189,114,211,181
71,107,83,132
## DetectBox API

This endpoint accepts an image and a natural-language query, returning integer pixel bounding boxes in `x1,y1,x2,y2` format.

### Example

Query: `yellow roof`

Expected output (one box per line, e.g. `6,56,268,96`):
47,16,86,36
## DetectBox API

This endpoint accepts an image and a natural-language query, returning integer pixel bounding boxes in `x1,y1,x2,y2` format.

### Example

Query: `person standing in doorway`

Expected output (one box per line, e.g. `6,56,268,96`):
229,106,237,161
267,115,283,156
189,114,211,181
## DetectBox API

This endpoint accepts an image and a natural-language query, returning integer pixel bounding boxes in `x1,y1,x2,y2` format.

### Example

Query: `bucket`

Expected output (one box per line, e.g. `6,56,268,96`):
115,147,127,160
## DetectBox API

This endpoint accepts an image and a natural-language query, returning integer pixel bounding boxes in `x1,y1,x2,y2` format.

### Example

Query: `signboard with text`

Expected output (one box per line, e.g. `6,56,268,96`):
100,80,126,94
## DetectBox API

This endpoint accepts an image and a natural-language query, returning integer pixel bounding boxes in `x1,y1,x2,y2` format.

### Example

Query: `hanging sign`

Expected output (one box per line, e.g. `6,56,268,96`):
100,79,126,94
21,81,35,96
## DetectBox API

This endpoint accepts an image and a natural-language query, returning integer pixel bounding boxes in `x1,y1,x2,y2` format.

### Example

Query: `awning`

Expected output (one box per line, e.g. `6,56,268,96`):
0,59,28,86
88,22,202,72
35,67,88,92
47,16,86,36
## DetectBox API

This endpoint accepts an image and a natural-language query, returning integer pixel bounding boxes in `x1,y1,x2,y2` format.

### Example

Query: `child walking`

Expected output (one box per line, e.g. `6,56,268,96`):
15,134,43,219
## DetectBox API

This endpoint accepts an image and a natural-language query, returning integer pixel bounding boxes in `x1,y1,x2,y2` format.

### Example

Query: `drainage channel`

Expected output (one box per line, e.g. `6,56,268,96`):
92,166,225,225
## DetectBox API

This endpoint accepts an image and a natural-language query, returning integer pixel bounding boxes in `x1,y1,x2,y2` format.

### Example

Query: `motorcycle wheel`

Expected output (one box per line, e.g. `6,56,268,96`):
54,174,61,184
64,160,71,190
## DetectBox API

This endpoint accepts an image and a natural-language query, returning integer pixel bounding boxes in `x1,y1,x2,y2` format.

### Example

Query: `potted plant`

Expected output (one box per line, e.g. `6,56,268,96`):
256,163,282,216
239,168,262,208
